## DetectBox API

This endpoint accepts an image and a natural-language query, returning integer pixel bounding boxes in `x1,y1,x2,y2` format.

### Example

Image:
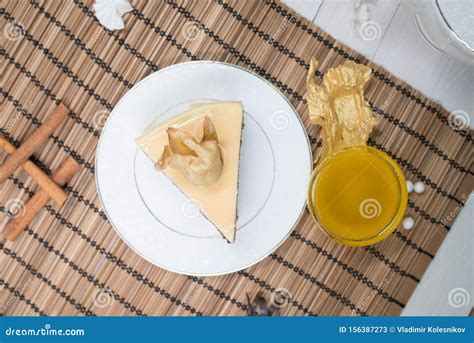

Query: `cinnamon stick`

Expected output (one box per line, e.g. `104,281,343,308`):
0,103,69,184
3,156,80,241
0,136,68,206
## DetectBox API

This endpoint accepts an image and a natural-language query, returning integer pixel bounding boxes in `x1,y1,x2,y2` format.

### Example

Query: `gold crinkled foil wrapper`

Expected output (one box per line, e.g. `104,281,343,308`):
306,58,378,158
157,116,223,187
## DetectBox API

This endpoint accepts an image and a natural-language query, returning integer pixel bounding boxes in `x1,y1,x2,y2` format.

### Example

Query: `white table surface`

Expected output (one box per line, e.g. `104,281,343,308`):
284,0,473,316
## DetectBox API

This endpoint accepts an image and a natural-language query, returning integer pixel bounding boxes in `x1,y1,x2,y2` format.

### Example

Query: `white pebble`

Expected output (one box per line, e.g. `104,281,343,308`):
406,180,414,193
414,181,425,194
402,217,415,230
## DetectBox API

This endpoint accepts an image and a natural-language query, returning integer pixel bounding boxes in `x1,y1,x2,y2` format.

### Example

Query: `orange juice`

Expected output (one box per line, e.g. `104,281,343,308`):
308,146,408,246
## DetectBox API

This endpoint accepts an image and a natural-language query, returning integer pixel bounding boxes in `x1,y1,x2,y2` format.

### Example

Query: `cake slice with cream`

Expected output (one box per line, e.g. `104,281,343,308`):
136,101,244,243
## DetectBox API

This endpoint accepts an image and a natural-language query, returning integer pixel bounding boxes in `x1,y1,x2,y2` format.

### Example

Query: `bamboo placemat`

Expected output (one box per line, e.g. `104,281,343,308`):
0,0,472,316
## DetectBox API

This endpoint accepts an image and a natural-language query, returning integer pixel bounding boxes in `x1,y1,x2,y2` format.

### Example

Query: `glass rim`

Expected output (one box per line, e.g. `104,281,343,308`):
307,146,408,246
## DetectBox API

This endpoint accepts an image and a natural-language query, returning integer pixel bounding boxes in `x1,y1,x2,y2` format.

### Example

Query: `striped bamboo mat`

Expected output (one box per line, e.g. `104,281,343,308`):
0,0,472,316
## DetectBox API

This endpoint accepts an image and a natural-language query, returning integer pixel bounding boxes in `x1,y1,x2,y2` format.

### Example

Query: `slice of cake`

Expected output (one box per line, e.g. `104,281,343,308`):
136,101,244,243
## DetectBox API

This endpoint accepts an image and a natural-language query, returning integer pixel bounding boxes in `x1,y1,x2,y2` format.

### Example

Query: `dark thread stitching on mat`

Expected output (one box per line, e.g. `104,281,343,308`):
0,85,95,172
5,174,422,314
187,277,248,311
216,0,472,173
408,201,450,230
0,57,100,138
1,128,428,305
0,133,246,315
237,271,316,315
369,103,471,175
130,9,197,60
0,0,452,300
3,71,453,228
0,127,105,221
157,0,466,203
0,0,450,318
291,232,417,295
392,232,435,259
5,46,431,297
71,0,467,204
363,246,419,282
0,51,440,260
163,0,304,102
0,10,114,111
73,0,192,68
0,243,96,316
3,148,428,317
0,278,46,315
294,226,422,282
0,96,436,300
20,225,147,316
368,139,463,205
216,0,309,68
28,0,134,89
24,229,146,316
4,179,304,316
4,170,316,315
0,191,201,315
270,253,368,315
4,176,248,315
265,1,472,142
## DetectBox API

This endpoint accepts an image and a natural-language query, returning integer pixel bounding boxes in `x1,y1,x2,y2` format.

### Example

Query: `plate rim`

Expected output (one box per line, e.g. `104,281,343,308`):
95,60,313,276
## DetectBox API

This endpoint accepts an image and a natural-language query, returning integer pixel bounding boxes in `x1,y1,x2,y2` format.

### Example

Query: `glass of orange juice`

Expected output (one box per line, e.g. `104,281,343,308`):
307,146,408,246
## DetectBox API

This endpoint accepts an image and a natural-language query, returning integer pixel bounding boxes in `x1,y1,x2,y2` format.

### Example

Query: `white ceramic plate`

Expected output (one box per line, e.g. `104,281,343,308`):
96,61,312,276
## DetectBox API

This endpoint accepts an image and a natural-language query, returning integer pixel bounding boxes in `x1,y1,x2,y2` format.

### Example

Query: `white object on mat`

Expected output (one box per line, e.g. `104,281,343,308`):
406,180,414,193
402,216,415,230
94,0,132,31
414,181,425,194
